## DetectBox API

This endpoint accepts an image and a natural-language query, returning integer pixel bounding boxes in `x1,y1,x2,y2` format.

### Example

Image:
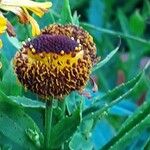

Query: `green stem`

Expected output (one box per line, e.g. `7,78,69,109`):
49,10,55,23
80,22,150,46
61,100,66,119
44,99,53,150
25,24,31,38
60,100,66,150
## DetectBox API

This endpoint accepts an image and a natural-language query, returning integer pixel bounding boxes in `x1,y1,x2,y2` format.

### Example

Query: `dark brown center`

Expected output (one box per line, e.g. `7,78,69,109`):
26,34,78,53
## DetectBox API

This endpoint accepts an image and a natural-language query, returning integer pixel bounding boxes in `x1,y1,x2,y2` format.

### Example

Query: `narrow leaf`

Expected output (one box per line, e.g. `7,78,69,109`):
60,0,73,24
0,65,22,96
50,109,81,148
92,39,121,72
6,34,22,49
101,100,150,150
0,101,43,149
80,22,150,47
83,72,143,119
8,96,45,109
142,136,150,150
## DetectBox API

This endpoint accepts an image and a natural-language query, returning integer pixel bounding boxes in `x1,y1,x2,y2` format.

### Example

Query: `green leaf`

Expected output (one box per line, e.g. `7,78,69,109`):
69,132,93,150
33,10,55,28
60,0,73,24
1,33,19,60
83,71,144,119
80,119,94,136
101,99,150,150
0,101,43,149
0,90,19,107
0,65,22,96
0,52,9,80
72,11,80,26
129,10,145,36
50,109,81,149
117,9,145,77
92,40,120,72
70,0,86,9
66,92,82,115
6,34,22,49
8,96,45,109
142,136,150,150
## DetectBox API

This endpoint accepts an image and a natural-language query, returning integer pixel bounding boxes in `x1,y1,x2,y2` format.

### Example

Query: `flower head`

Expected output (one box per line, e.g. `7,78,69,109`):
13,24,97,99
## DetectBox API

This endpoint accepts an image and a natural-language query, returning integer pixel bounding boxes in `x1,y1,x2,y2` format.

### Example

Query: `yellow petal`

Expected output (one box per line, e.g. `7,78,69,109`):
22,8,40,36
27,7,46,17
0,0,52,17
0,14,7,34
0,0,52,8
0,5,29,23
29,16,40,36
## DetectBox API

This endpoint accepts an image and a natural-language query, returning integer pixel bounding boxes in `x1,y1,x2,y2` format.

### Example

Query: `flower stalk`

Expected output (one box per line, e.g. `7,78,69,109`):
44,99,53,150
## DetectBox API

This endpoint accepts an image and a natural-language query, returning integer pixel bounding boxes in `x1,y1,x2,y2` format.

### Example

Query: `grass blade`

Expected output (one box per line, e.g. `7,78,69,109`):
101,99,150,150
92,39,120,72
83,72,143,119
80,22,150,47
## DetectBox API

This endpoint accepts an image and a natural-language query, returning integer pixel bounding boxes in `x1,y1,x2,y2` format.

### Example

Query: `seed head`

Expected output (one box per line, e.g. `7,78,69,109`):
13,24,97,99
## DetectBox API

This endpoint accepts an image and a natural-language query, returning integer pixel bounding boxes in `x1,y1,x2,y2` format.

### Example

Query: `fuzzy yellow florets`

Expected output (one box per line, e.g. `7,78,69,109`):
13,24,97,99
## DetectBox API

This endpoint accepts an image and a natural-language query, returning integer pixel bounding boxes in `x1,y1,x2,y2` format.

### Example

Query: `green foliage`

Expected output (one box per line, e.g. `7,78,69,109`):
83,70,144,120
101,99,150,150
59,0,73,24
92,40,120,72
50,109,81,149
129,10,145,36
8,96,45,109
0,65,22,96
0,99,43,149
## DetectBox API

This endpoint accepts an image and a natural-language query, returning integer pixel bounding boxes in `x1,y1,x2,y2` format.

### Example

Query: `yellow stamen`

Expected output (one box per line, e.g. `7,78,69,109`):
27,50,84,70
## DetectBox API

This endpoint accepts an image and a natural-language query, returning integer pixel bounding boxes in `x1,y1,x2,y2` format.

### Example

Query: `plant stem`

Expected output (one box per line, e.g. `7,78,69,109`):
49,10,55,23
61,100,66,119
80,22,150,46
60,100,66,150
44,99,53,150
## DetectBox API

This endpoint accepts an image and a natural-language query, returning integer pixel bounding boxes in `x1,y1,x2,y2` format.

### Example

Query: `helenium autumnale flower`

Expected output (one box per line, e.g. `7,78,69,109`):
13,24,97,99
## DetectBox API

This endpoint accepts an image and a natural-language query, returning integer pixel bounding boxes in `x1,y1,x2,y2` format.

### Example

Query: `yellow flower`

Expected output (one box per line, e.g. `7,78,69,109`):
0,0,52,36
0,13,7,34
13,24,97,99
0,0,52,16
